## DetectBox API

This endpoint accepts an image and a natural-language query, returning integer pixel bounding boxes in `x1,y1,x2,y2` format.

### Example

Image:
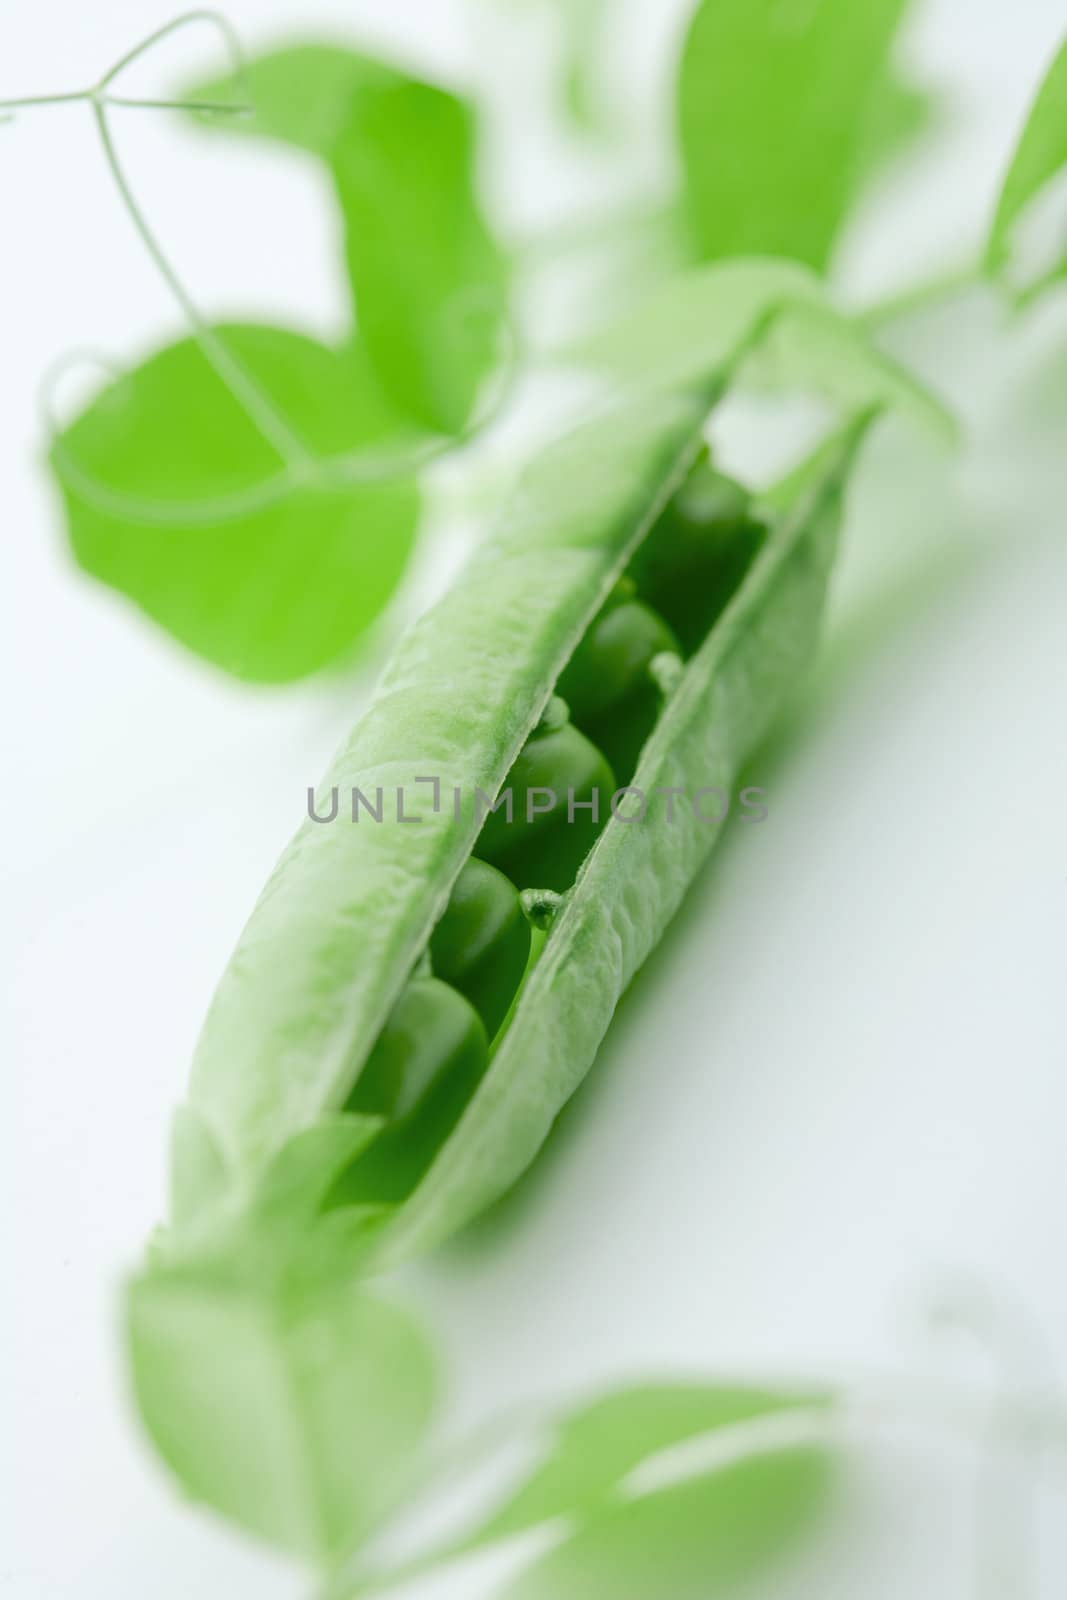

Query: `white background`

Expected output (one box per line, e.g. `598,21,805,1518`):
2,1,1066,1596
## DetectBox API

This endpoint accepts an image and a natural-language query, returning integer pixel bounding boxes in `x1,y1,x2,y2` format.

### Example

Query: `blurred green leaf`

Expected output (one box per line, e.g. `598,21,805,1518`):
858,73,935,180
986,35,1067,298
127,1247,436,1565
340,1382,831,1598
568,260,955,439
469,1383,826,1545
52,326,420,681
498,1443,832,1600
191,46,509,434
677,0,914,271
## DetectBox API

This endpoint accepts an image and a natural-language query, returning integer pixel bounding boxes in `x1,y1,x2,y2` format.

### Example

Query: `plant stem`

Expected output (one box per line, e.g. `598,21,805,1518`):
94,9,246,94
91,97,314,470
0,89,89,111
105,96,251,115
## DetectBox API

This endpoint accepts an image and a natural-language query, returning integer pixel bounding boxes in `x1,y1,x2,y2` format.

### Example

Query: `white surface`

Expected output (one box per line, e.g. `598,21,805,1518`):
2,1,1066,1596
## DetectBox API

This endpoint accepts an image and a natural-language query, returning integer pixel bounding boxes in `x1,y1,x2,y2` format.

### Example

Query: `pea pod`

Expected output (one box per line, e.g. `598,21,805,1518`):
164,398,864,1253
128,384,874,1555
182,386,719,1204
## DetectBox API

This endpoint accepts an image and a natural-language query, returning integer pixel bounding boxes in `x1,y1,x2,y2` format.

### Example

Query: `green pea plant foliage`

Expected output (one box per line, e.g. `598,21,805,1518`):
186,44,510,435
460,1384,823,1544
7,3,1067,1593
24,13,509,684
130,1113,440,1564
499,1443,829,1600
677,0,925,271
335,1382,834,1599
985,35,1067,301
56,329,420,681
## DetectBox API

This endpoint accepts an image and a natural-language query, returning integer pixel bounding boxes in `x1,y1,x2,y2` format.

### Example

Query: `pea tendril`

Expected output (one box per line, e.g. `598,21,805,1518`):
3,10,523,524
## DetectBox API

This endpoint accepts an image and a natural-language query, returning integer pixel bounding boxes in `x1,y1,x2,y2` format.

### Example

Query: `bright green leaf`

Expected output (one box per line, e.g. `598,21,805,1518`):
331,82,506,437
499,1443,832,1600
195,45,399,157
468,1383,827,1546
677,0,913,271
986,36,1067,297
127,1260,436,1565
190,46,508,434
343,1384,832,1594
51,326,420,682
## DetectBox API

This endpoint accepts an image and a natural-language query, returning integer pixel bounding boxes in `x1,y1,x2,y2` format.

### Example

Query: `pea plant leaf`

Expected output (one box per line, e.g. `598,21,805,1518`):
460,1383,829,1549
343,1382,833,1596
189,46,509,436
567,259,956,439
677,0,916,272
986,35,1067,301
127,1235,437,1566
51,326,420,682
497,1439,832,1600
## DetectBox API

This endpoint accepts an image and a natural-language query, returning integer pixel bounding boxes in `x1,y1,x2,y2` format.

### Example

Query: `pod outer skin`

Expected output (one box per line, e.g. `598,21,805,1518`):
186,387,715,1193
374,430,863,1265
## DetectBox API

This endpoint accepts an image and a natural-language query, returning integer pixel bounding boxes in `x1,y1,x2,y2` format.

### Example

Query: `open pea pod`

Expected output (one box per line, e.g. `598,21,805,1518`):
127,287,911,1559
180,381,720,1222
165,260,948,1248
130,379,729,1556
167,384,868,1260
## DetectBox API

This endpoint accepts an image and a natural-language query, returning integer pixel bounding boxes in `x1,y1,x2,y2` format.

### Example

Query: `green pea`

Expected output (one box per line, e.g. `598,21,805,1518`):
629,454,766,653
429,857,531,1040
336,978,488,1204
557,598,680,777
557,599,680,723
478,719,616,893
673,453,751,528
